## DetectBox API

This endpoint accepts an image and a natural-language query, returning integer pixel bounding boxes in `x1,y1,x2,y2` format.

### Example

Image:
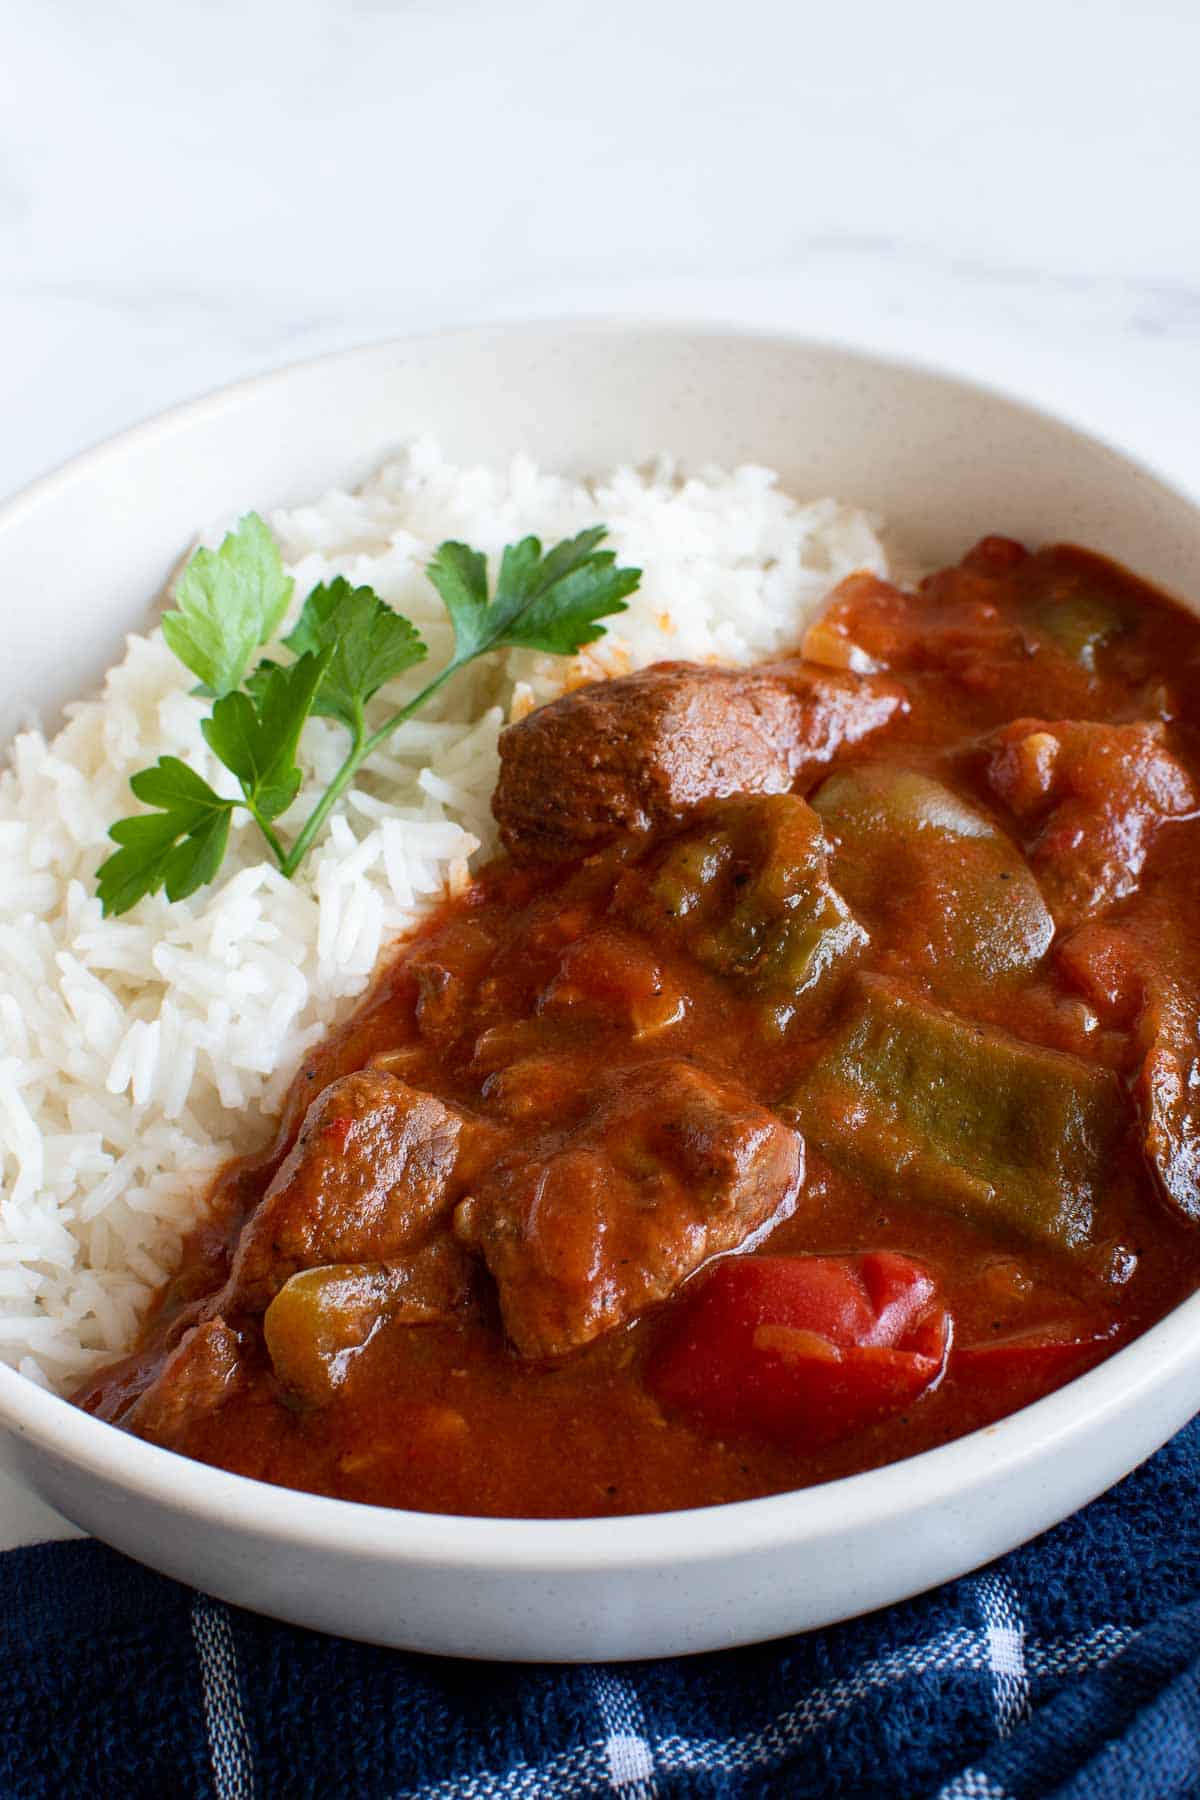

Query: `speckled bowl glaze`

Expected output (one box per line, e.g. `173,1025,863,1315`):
1,324,1198,1659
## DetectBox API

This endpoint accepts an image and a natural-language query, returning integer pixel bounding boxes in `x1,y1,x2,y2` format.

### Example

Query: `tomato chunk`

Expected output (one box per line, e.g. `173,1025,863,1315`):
646,1252,949,1451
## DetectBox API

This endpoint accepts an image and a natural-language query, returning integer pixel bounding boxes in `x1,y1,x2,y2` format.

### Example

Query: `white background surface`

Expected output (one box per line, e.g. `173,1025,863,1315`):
3,0,1200,1545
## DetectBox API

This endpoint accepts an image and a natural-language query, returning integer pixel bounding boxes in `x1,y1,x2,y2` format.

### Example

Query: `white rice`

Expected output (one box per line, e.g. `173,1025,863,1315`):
0,440,888,1389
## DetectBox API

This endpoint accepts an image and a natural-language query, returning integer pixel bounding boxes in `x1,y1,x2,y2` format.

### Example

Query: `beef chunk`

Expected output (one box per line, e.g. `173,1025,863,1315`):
765,661,908,778
124,1318,247,1449
987,718,1196,927
493,660,905,863
454,1061,804,1358
226,1071,489,1314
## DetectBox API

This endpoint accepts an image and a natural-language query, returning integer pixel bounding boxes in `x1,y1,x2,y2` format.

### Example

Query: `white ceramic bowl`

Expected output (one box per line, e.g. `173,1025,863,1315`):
1,323,1198,1661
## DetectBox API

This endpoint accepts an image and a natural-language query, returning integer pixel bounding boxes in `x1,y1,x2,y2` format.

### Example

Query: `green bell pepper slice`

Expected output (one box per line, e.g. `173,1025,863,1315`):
791,975,1122,1254
632,794,867,1033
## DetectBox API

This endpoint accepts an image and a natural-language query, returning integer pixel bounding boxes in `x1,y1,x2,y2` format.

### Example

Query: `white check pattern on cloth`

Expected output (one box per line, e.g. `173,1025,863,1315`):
401,1625,999,1798
1026,1623,1136,1680
973,1573,1032,1737
590,1670,658,1796
936,1771,1015,1800
395,1610,1143,1799
178,1594,1142,1800
191,1593,256,1800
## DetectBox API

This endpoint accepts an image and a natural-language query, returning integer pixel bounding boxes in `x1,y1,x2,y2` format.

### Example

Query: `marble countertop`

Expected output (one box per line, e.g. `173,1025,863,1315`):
5,0,1200,503
2,0,1199,1545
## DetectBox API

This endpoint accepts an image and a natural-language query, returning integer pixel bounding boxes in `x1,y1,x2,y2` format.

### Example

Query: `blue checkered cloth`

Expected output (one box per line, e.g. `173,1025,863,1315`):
0,1417,1197,1800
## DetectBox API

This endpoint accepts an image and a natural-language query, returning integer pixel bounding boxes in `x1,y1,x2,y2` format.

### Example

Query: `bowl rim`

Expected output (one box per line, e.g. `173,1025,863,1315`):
6,313,1197,538
2,316,1198,1575
2,1293,1197,1571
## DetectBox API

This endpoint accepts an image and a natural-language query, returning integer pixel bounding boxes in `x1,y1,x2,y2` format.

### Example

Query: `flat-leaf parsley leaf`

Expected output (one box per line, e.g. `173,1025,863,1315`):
98,523,640,914
162,512,294,698
428,526,637,661
202,649,331,826
97,757,235,915
283,578,428,728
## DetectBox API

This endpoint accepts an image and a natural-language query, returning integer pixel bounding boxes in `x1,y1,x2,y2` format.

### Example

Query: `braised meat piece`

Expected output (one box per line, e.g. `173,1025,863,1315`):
123,1318,248,1450
986,718,1196,928
455,1061,804,1358
766,661,908,777
226,1071,492,1314
493,660,905,863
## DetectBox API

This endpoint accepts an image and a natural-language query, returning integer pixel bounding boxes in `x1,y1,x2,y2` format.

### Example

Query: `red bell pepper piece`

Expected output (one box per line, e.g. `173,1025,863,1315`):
647,1251,949,1451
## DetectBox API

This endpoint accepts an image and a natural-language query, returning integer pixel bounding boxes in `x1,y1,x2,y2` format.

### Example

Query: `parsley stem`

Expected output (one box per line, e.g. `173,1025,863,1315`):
278,662,461,879
246,808,288,869
279,723,366,878
362,661,459,756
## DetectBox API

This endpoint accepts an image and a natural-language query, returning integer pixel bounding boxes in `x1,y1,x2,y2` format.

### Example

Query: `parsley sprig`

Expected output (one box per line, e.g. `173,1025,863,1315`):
97,513,639,915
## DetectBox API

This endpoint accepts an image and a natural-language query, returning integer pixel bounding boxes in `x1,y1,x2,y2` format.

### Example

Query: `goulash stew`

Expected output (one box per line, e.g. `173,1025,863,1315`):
78,539,1200,1517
